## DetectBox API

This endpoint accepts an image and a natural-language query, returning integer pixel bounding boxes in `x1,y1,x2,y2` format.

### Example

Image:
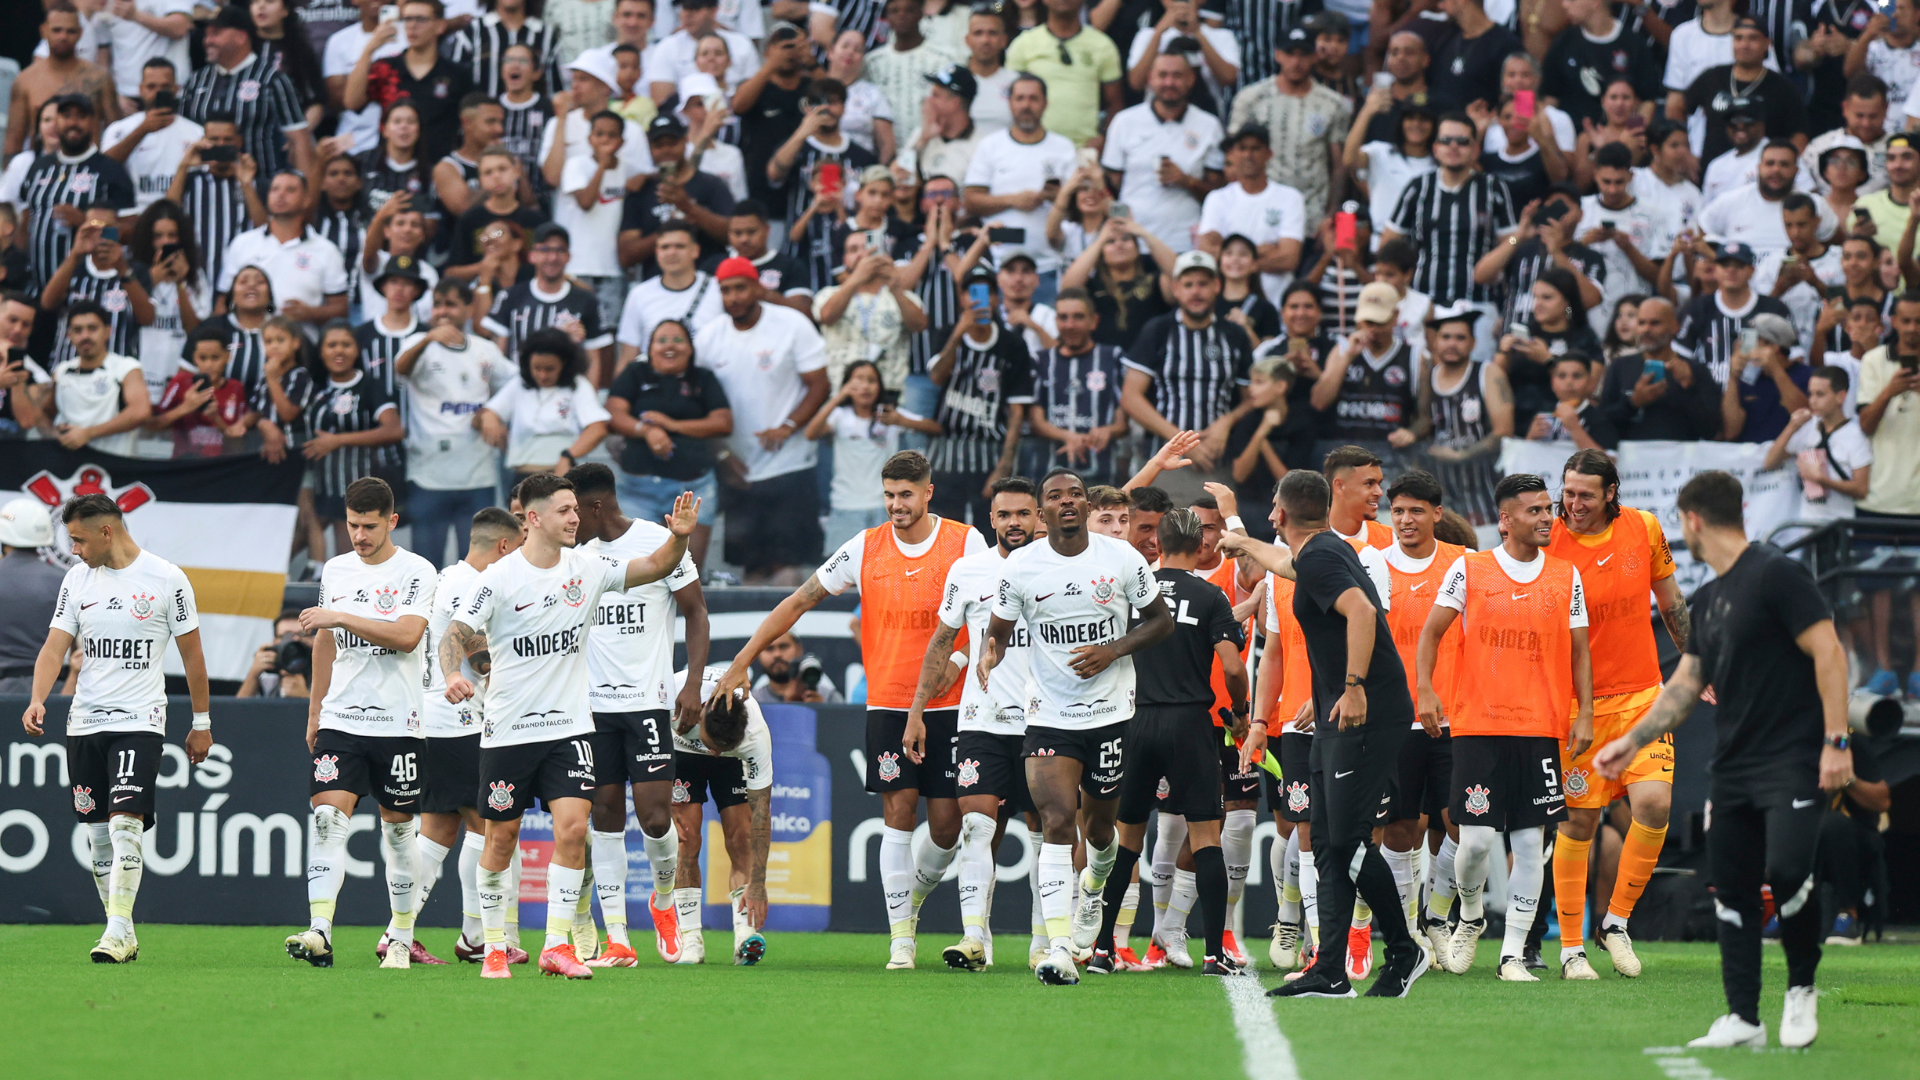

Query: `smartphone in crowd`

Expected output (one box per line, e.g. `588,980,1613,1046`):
968,282,991,323
987,226,1025,244
1514,90,1535,119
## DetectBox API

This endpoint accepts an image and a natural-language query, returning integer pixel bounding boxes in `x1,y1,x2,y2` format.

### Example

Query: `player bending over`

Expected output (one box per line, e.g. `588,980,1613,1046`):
669,665,775,964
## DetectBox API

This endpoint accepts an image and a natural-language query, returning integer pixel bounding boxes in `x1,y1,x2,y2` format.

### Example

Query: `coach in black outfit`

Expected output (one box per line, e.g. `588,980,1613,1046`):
1265,469,1424,999
1594,471,1852,1050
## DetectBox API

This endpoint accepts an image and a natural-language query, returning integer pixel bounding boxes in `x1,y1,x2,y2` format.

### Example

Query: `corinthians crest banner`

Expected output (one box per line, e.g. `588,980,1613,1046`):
0,446,304,682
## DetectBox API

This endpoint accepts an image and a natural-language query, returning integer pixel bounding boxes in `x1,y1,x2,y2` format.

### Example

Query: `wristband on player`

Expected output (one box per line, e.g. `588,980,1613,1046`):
191,711,212,731
1225,515,1245,533
949,651,968,671
1824,732,1851,750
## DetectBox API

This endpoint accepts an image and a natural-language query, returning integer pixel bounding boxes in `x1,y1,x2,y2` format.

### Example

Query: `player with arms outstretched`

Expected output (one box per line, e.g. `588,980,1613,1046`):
981,469,1175,985
441,476,698,980
21,494,212,963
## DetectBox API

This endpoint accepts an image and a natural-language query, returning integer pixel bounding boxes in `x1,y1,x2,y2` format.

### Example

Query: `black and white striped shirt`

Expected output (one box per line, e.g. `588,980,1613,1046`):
831,0,890,50
1121,311,1254,433
905,232,963,377
481,279,613,361
448,13,564,97
1225,0,1323,93
1031,341,1127,480
302,370,402,497
1673,289,1796,387
50,260,153,366
498,94,555,201
354,316,419,398
784,139,878,291
19,150,138,289
355,148,429,215
312,202,368,309
177,52,310,179
929,321,1035,474
199,313,271,411
179,168,254,292
1388,171,1518,306
431,152,482,261
1496,238,1606,329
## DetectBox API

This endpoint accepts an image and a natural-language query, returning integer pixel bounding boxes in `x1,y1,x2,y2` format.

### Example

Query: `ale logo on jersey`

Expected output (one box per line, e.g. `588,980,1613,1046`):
313,754,341,783
1564,768,1590,798
373,586,398,615
487,780,515,811
957,758,980,787
1090,575,1115,604
562,576,586,607
73,785,96,814
129,592,156,620
876,751,902,782
1463,783,1492,816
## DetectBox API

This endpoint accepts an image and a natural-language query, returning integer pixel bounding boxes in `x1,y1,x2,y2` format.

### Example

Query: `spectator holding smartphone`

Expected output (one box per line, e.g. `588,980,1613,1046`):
815,226,928,392
148,322,254,457
101,61,203,212
806,358,941,549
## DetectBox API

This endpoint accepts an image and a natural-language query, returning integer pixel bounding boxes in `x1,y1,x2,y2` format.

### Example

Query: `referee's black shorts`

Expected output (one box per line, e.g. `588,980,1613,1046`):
1117,705,1222,824
1309,722,1408,847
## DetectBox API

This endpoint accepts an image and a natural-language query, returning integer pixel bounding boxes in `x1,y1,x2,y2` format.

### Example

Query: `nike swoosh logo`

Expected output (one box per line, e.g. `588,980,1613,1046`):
905,568,924,576
113,795,132,803
515,601,535,611
1597,554,1614,566
1512,592,1529,600
979,594,993,602
82,601,98,609
1035,593,1055,601
1040,887,1063,897
648,763,667,772
1098,785,1117,794
1792,798,1817,809
1334,770,1354,779
1409,582,1427,593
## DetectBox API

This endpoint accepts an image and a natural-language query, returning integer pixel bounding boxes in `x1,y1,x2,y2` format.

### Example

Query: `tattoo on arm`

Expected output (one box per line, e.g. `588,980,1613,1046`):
1630,655,1701,747
912,622,961,709
1660,598,1690,653
440,620,489,678
748,788,771,886
795,574,828,607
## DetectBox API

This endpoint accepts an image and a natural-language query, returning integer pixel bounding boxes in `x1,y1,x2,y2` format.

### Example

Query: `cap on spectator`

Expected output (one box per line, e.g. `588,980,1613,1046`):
1731,14,1766,36
857,163,895,187
680,0,718,9
1000,252,1037,272
1229,124,1271,148
568,49,620,93
766,21,805,43
1817,134,1871,171
1547,181,1584,203
715,256,759,282
1726,98,1761,123
373,254,426,290
208,3,255,34
647,114,689,141
1303,10,1351,38
925,63,978,101
1714,241,1757,266
962,263,997,286
1425,300,1478,329
1887,131,1918,153
1279,27,1315,53
677,72,722,108
1749,312,1796,348
1173,250,1219,278
50,92,94,115
0,498,53,549
1355,281,1399,324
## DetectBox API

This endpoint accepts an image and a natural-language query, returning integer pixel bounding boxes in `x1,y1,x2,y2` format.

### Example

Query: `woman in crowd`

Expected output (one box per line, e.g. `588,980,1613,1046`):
204,265,277,405
128,200,210,457
1346,97,1435,243
1816,236,1892,353
1047,163,1114,265
0,100,61,208
1571,79,1648,187
1062,215,1176,348
605,319,733,568
302,318,404,556
1817,140,1871,233
1497,266,1602,432
471,221,535,307
478,326,610,481
1602,292,1648,364
251,0,327,126
827,29,896,164
693,33,744,146
808,359,940,549
356,99,428,214
1216,234,1281,350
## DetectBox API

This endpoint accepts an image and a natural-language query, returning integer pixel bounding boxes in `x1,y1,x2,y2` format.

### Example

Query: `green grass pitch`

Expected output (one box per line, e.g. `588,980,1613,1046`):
2,926,1915,1079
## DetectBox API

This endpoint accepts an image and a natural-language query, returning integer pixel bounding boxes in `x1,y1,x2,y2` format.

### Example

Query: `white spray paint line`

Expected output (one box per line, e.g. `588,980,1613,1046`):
1643,1046,1735,1080
1222,975,1301,1080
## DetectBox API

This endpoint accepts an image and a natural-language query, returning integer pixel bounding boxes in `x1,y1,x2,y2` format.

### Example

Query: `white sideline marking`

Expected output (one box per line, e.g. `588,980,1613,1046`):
1222,975,1301,1080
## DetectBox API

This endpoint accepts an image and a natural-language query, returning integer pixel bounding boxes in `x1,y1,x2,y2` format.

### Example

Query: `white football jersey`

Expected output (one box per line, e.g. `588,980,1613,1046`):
423,559,484,738
461,546,628,747
51,550,199,736
316,548,436,738
673,665,773,791
991,534,1157,731
585,521,699,714
938,547,1032,734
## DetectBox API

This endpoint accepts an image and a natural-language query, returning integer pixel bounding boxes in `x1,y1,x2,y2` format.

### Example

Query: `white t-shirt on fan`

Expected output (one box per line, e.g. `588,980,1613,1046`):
404,331,512,490
693,303,829,483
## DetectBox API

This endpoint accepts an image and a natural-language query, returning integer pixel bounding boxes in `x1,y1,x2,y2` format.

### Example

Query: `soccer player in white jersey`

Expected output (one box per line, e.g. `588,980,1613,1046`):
908,476,1043,972
570,464,710,967
712,451,985,970
20,493,211,963
412,508,525,965
287,478,438,970
670,665,776,965
981,468,1175,985
441,475,698,980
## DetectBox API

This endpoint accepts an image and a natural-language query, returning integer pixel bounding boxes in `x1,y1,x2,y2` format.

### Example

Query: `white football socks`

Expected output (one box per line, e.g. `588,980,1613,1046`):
413,835,451,919
1222,809,1255,934
1455,825,1497,922
379,818,418,945
958,812,996,942
479,863,508,953
641,825,678,906
1427,834,1458,920
546,863,585,949
1298,846,1319,945
881,826,915,940
1115,881,1139,951
105,814,144,939
591,829,630,946
674,886,701,946
1028,828,1046,950
459,832,485,942
87,821,112,912
306,804,350,934
1166,868,1197,935
504,845,523,946
1149,813,1185,934
1502,827,1546,959
1082,830,1119,897
910,831,958,909
1278,829,1302,924
730,886,751,938
1383,845,1416,926
1037,842,1075,949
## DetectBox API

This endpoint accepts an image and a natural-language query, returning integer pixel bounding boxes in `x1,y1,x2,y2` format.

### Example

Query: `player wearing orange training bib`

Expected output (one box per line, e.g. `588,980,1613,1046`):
714,451,986,970
1379,470,1466,968
1544,449,1688,981
1418,472,1593,984
1251,567,1322,973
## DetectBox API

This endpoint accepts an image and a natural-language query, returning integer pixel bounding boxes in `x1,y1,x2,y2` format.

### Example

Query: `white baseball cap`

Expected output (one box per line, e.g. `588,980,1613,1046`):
0,498,53,549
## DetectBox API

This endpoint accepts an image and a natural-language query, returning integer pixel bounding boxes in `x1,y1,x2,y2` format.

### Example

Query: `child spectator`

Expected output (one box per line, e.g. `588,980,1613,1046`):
447,144,549,279
1527,354,1619,450
150,322,253,457
1764,365,1872,522
805,358,941,548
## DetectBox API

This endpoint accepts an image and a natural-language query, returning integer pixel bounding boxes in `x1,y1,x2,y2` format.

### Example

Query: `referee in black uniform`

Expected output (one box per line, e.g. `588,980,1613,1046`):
1595,472,1852,1051
1090,509,1249,977
1268,469,1425,1000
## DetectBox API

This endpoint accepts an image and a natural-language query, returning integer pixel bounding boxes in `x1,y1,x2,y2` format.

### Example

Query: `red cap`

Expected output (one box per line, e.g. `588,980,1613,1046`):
715,256,759,282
